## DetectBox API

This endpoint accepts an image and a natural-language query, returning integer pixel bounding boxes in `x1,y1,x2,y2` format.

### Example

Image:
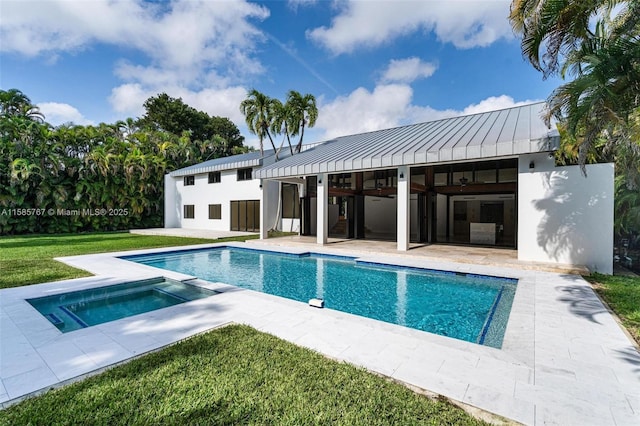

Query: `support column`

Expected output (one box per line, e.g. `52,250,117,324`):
316,173,328,245
259,179,268,240
397,166,410,251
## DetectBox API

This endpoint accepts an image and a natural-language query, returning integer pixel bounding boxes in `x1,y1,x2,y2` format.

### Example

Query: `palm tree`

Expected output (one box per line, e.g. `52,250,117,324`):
286,91,318,153
546,20,640,168
270,98,294,156
240,89,278,156
509,0,629,78
0,88,45,122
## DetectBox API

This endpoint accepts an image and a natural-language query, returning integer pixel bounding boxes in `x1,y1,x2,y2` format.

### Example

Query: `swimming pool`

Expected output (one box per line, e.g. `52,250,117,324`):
28,277,218,333
123,247,517,348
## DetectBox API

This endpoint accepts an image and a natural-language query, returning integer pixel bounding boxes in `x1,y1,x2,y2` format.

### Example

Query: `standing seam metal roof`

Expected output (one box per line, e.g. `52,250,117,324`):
255,102,557,179
169,150,268,177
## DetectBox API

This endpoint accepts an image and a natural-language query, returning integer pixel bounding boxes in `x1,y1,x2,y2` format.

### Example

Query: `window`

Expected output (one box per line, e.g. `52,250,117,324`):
498,168,517,183
184,205,195,219
282,184,300,219
208,204,222,220
434,172,448,186
363,169,396,189
184,175,195,186
208,171,221,184
329,173,352,189
237,168,252,181
230,200,260,231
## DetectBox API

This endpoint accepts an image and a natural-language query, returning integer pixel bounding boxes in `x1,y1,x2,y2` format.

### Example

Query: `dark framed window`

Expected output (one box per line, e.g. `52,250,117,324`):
237,168,252,181
184,175,195,186
282,184,300,219
329,173,352,189
184,205,195,219
208,171,221,183
208,204,222,220
432,159,518,186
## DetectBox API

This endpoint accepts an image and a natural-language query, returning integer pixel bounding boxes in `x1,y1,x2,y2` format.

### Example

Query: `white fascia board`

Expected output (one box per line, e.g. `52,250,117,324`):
170,158,262,177
496,142,514,156
452,147,467,161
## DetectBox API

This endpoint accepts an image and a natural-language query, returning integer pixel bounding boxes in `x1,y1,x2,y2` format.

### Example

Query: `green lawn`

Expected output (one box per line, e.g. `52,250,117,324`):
4,232,637,424
0,232,257,289
0,325,487,426
587,273,640,344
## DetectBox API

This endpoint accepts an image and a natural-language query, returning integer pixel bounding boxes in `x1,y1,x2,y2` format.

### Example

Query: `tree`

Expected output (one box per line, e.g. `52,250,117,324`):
1,87,235,234
240,89,278,157
0,89,44,122
286,90,318,153
546,20,640,166
270,98,294,156
510,0,640,168
509,0,628,78
139,93,245,159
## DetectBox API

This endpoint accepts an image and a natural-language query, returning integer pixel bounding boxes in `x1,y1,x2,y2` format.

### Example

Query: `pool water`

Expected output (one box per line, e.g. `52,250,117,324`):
124,247,517,348
28,277,218,333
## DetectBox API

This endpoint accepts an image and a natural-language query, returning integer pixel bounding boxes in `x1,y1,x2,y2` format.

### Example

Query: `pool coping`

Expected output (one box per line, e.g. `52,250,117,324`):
1,241,638,425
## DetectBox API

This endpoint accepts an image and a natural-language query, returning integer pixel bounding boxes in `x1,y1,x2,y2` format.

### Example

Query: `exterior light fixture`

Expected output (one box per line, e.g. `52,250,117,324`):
529,161,535,169
459,177,468,187
399,172,404,179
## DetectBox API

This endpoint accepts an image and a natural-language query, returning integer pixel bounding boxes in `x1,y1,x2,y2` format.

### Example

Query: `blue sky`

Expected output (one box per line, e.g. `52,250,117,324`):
1,0,562,148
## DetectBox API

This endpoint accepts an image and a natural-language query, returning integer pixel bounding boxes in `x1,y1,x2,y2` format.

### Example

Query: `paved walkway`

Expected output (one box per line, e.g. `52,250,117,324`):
255,235,590,275
129,228,256,239
1,241,638,425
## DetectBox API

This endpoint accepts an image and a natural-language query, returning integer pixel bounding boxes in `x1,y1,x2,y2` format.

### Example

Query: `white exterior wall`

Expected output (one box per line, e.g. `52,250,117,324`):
262,179,280,232
164,174,180,228
168,169,262,230
397,165,410,251
365,197,397,235
517,153,614,274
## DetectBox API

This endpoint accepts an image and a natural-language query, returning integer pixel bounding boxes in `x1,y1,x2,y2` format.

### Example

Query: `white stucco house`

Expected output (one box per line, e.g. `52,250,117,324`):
164,102,614,273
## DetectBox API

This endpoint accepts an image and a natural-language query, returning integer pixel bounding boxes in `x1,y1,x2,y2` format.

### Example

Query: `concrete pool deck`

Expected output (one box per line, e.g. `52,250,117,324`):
1,241,638,425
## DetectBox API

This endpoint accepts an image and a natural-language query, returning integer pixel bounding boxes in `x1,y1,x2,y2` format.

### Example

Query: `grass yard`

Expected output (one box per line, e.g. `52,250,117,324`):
587,273,640,345
3,232,638,425
0,325,487,426
0,232,257,289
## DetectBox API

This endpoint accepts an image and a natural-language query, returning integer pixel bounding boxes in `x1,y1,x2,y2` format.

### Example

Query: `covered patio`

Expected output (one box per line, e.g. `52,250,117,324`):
256,103,558,251
255,102,614,274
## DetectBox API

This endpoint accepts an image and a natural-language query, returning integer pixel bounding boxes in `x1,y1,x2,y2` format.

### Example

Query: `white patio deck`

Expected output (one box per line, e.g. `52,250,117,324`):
1,241,638,425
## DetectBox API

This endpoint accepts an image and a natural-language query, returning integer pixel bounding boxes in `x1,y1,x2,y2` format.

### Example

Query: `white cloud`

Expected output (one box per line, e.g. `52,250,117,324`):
315,85,540,140
459,95,536,115
3,0,269,125
308,0,512,54
287,0,319,10
316,84,414,138
1,0,268,72
109,84,248,124
109,84,150,118
38,102,94,126
380,57,437,84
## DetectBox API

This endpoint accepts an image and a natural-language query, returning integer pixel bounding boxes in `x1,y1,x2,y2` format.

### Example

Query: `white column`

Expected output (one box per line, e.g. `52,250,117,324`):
316,173,328,245
259,179,268,239
397,166,410,251
163,174,178,228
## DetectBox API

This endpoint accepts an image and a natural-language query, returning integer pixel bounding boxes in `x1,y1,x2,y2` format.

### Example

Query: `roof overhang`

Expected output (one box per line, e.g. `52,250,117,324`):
170,157,262,177
255,102,559,180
